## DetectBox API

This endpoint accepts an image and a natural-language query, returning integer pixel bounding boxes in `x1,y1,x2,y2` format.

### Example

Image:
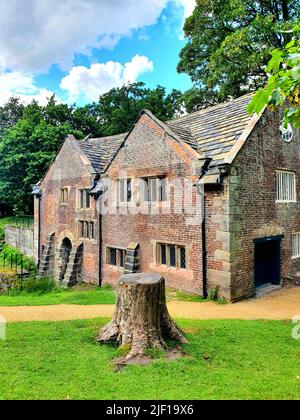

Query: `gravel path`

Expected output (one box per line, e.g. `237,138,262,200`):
0,287,299,323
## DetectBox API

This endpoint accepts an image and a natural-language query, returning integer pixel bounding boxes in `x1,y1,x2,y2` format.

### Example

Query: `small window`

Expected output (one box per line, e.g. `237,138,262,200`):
170,245,176,267
160,244,167,265
276,171,296,202
292,233,300,259
119,179,132,203
109,248,117,266
79,189,91,209
107,247,126,268
90,222,95,240
60,188,69,204
85,222,89,239
79,221,85,238
79,220,95,240
179,247,186,269
158,243,187,269
142,177,167,203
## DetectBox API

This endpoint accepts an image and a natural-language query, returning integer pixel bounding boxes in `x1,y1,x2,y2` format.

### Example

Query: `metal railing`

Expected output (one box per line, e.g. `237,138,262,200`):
7,216,34,229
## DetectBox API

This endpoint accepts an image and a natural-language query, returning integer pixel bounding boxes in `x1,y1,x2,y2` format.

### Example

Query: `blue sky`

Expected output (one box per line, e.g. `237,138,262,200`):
0,0,195,106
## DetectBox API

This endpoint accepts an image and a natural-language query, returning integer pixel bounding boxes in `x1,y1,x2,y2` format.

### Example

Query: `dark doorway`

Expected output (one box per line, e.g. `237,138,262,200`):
59,238,72,282
254,236,282,288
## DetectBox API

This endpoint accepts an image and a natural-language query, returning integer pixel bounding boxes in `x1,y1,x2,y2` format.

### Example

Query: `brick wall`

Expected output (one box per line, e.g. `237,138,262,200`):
35,138,100,284
102,113,204,294
229,110,300,301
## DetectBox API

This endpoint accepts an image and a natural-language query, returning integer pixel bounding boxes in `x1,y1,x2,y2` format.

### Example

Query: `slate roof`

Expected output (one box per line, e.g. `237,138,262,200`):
166,93,256,174
76,93,257,178
77,133,127,174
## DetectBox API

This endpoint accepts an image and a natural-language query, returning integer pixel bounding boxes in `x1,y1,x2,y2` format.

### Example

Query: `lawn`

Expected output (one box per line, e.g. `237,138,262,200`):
0,318,299,400
0,285,117,306
0,285,207,307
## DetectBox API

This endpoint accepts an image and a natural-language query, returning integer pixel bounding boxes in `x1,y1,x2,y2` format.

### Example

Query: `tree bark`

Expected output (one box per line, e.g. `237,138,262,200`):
97,274,188,360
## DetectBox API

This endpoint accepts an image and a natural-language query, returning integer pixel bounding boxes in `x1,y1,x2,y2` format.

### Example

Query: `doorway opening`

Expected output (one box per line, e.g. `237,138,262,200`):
59,238,72,282
254,236,283,289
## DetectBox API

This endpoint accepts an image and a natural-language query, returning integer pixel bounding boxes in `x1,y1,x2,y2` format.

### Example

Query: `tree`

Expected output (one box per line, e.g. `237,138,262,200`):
96,82,184,136
0,102,83,214
0,97,24,138
98,273,187,362
178,0,299,108
248,25,300,127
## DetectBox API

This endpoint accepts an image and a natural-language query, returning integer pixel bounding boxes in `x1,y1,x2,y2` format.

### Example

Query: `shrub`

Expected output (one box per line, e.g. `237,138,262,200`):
21,277,57,295
207,288,219,302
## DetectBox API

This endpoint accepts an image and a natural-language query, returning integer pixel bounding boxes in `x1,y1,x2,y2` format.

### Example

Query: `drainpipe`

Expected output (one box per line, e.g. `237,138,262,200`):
31,185,42,267
89,175,103,288
196,158,212,299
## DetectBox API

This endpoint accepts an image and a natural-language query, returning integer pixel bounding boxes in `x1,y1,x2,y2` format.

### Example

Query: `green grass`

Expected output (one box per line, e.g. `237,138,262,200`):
0,285,116,306
0,319,299,400
0,285,209,307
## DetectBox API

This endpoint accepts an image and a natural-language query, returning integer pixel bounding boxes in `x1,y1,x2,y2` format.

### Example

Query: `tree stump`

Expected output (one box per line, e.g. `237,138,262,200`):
97,274,188,360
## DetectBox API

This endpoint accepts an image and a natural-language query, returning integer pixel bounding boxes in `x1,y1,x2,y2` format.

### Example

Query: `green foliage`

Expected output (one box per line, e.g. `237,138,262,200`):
248,25,300,127
178,0,299,108
0,97,24,137
207,288,219,302
96,82,184,136
0,217,15,240
0,243,37,274
20,277,56,295
0,319,298,399
0,84,183,213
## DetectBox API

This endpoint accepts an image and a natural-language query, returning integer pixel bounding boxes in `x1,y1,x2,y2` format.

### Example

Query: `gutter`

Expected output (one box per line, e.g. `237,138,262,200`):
31,184,42,267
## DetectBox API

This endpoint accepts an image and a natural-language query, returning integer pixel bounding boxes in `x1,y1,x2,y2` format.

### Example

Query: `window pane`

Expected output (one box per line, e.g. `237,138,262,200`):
109,248,117,266
80,190,84,208
86,190,90,208
159,178,167,202
90,222,94,239
80,221,84,238
276,171,296,202
161,244,167,265
150,178,157,202
180,247,186,269
292,233,300,258
119,249,125,268
170,245,176,267
119,180,125,203
143,178,149,202
127,179,132,202
85,222,89,239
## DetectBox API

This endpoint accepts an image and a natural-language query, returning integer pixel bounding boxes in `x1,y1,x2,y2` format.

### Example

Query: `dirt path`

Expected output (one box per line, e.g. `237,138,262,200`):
0,287,299,323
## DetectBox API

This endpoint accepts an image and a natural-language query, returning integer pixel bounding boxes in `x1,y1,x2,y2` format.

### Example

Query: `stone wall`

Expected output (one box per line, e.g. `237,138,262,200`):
5,226,34,258
229,109,300,301
35,137,100,285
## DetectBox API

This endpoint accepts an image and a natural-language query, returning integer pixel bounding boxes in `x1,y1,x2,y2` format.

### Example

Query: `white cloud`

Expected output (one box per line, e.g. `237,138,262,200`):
60,55,154,103
175,0,196,19
0,0,167,73
0,71,56,105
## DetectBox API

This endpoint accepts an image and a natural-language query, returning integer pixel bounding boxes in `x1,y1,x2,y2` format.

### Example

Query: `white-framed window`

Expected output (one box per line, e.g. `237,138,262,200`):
292,233,300,259
276,170,296,203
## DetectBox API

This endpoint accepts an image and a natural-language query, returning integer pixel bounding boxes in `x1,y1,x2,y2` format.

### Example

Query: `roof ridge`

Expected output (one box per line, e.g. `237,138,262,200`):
169,92,255,124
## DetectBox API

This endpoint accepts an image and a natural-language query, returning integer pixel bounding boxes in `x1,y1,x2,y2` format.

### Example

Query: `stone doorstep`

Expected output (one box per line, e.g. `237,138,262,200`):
255,283,281,298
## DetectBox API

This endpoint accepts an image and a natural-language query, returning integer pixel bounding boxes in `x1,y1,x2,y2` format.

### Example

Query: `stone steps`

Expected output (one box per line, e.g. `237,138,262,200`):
38,233,55,277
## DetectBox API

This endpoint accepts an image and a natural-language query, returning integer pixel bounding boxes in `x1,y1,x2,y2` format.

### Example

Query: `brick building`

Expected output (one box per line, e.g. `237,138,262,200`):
33,94,300,301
